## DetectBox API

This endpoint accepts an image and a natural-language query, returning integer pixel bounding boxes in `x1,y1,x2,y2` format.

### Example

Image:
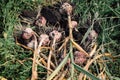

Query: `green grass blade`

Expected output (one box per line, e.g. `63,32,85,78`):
47,52,70,80
70,41,74,79
111,76,120,80
73,63,100,80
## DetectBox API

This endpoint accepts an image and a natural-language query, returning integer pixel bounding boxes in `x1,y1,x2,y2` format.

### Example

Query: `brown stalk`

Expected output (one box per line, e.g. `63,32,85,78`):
68,13,89,57
53,73,61,80
36,61,53,72
52,53,58,66
15,33,38,80
31,49,38,80
39,46,52,50
15,37,33,51
83,75,87,80
58,37,69,52
68,15,73,39
89,44,97,57
31,34,44,80
58,69,68,80
39,58,47,66
40,53,56,69
47,50,53,75
31,35,38,80
53,68,68,80
71,39,89,56
47,38,56,76
98,68,106,80
63,40,67,58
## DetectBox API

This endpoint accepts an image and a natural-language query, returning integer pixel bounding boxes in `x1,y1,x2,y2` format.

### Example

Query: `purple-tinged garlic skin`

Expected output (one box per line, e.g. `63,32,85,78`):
39,34,50,46
60,2,73,15
71,21,78,28
88,30,98,40
74,51,87,65
35,16,46,27
22,28,34,40
49,30,62,42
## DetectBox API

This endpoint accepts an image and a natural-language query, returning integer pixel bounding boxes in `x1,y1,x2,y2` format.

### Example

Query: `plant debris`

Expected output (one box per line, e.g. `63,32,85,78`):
14,1,103,80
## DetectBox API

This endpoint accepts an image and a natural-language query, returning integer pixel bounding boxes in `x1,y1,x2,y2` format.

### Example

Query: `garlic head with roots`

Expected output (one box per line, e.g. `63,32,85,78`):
35,16,46,27
39,34,50,46
74,51,87,65
71,21,78,28
49,30,62,42
88,30,98,40
22,28,34,40
60,2,73,15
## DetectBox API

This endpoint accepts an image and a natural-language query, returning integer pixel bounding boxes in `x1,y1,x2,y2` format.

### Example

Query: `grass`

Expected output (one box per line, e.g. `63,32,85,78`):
0,0,120,80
